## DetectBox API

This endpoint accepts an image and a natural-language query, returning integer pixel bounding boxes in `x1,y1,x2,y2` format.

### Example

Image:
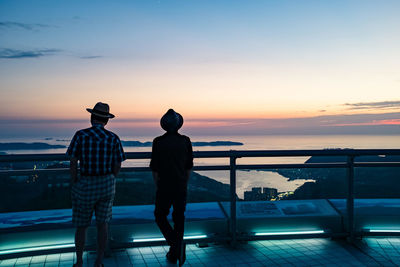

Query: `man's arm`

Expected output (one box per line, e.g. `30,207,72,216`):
112,161,121,177
67,132,80,184
152,171,160,189
185,169,191,182
70,157,78,183
185,137,193,183
150,138,160,189
113,136,126,177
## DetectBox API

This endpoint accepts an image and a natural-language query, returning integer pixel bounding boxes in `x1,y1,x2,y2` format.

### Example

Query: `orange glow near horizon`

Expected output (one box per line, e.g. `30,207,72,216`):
1,104,397,122
2,56,400,121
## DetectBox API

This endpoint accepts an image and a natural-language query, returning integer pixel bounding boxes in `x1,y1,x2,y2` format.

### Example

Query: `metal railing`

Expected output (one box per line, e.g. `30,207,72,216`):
1,148,400,244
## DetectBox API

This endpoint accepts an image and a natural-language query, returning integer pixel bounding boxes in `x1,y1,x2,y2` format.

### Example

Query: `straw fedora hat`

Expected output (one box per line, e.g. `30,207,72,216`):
86,102,115,118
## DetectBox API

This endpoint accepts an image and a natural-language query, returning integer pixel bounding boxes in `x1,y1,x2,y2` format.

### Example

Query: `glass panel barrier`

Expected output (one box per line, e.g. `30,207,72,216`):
0,166,71,213
230,166,347,237
354,155,400,234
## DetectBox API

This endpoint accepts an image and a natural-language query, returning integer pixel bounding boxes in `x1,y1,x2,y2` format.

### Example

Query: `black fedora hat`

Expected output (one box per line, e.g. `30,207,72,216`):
160,109,183,132
86,102,115,118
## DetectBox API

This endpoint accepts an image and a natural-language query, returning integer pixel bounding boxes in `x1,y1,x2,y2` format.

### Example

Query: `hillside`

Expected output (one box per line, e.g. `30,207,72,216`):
0,170,230,213
276,153,400,199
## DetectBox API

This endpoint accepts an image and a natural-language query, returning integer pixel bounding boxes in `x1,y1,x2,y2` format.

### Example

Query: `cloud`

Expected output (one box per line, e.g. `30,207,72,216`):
328,119,400,127
0,48,102,60
0,49,61,59
344,100,400,110
0,21,52,31
79,55,102,59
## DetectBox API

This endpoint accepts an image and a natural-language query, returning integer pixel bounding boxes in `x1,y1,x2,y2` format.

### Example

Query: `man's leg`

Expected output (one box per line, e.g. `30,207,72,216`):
154,190,175,245
75,226,87,267
95,222,108,267
172,191,187,265
94,194,114,266
172,191,187,244
155,191,178,263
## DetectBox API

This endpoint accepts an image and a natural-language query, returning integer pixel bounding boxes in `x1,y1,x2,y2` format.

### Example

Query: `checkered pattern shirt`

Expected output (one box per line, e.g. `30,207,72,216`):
67,124,126,176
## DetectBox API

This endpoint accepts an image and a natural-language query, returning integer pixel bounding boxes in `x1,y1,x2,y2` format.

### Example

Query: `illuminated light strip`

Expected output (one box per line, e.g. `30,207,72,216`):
255,230,325,236
0,235,210,254
133,235,207,243
0,243,75,255
133,237,166,242
367,229,400,233
183,235,207,240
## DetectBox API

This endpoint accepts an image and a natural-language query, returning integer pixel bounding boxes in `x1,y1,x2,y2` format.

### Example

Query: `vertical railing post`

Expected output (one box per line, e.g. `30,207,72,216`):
229,152,237,246
346,155,355,242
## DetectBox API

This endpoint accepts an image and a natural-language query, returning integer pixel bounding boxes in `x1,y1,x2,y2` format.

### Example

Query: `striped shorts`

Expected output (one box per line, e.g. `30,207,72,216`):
71,174,116,227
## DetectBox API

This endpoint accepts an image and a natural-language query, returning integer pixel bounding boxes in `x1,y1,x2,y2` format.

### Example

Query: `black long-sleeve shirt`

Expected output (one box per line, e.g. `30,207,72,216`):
150,132,193,192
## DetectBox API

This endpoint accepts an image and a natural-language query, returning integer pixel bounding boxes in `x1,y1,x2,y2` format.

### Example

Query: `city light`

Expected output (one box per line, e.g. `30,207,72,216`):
255,230,325,236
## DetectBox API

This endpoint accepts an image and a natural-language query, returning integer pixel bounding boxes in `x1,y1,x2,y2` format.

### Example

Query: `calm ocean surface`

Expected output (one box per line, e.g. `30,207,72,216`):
1,135,399,198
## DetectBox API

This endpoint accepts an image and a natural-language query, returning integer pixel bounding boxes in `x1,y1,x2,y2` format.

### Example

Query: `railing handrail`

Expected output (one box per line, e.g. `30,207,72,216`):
1,148,400,162
3,162,400,176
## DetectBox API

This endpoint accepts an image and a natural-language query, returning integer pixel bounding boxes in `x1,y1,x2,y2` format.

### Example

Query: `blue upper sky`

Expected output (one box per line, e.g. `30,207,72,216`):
1,0,400,136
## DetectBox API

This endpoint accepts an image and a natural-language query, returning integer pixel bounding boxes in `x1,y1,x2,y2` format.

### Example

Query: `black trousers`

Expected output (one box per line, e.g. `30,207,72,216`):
154,189,187,248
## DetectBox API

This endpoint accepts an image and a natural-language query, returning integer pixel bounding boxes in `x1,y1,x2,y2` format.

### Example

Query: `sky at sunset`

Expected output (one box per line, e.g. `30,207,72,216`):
1,0,400,137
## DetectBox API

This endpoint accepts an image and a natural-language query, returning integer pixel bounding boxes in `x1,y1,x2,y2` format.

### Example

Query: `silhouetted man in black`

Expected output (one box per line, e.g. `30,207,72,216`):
150,109,193,266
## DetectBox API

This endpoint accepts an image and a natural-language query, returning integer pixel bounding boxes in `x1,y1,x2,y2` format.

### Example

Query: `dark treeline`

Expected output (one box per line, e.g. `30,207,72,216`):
0,169,230,213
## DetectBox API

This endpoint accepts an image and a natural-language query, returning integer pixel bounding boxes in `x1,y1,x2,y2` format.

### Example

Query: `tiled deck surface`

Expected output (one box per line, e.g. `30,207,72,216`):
0,238,399,267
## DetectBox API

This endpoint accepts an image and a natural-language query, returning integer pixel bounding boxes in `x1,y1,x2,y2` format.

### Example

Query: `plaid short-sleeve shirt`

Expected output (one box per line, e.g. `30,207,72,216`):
67,124,126,176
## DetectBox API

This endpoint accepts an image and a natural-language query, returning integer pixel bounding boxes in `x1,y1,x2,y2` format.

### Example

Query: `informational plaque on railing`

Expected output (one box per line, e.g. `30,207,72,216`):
240,203,281,216
221,200,339,218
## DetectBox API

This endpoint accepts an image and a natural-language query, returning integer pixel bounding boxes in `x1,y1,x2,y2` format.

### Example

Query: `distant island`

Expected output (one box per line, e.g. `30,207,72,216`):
0,142,66,150
0,140,243,151
121,141,152,147
122,140,243,147
192,141,243,147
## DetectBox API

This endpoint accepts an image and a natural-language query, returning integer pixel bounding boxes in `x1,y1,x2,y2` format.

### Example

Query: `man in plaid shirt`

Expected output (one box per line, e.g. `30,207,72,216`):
67,102,125,267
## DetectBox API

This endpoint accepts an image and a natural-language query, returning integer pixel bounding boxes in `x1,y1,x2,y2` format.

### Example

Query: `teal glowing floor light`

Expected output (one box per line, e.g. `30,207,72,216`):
365,229,400,233
0,243,75,256
255,230,325,236
133,234,207,243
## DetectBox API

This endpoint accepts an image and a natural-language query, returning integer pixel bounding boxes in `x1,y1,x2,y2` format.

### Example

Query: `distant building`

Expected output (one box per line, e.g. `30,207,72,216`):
244,187,278,201
263,188,278,199
244,188,263,201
